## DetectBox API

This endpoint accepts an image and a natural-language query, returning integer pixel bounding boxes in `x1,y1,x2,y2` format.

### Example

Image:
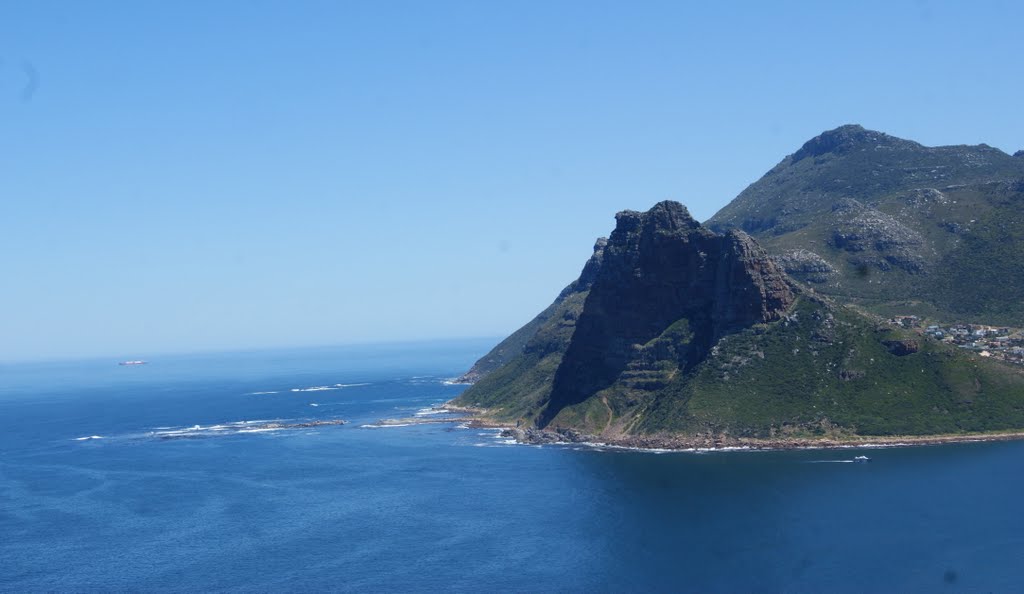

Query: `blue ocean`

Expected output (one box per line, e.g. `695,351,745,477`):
2,339,1024,592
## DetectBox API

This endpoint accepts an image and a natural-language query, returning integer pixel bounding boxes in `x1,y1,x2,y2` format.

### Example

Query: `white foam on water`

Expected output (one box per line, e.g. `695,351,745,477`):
147,418,291,438
247,391,280,395
289,383,370,393
359,423,414,429
153,430,191,437
73,435,104,441
548,440,692,454
309,403,320,407
414,408,451,417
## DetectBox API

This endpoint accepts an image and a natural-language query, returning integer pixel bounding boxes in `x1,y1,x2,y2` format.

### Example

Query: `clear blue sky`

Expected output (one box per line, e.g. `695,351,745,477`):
1,1,1021,362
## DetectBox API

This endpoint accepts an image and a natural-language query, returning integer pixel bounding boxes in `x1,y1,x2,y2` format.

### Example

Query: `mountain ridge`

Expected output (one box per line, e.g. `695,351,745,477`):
707,124,1024,325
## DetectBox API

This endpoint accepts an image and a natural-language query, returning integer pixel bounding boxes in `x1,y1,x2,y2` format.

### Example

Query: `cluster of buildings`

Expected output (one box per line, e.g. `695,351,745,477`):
887,315,1024,365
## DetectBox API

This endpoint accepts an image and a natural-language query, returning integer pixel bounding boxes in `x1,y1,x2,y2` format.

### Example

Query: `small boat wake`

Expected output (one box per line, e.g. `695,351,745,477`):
806,455,872,464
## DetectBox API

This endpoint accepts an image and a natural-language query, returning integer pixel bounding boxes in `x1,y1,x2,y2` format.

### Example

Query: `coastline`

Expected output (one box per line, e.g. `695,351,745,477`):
441,403,1024,451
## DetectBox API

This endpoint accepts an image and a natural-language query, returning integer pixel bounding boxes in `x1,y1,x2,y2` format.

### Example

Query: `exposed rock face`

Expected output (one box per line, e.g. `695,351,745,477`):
539,201,794,425
571,237,607,293
828,198,925,272
882,339,920,356
772,249,836,284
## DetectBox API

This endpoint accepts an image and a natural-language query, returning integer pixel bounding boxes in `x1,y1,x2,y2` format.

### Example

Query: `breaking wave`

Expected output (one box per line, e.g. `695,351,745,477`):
414,408,451,417
290,383,371,393
71,418,348,443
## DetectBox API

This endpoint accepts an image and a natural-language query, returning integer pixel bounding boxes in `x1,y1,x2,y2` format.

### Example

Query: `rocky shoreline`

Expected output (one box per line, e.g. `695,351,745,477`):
443,404,1024,451
499,426,1024,451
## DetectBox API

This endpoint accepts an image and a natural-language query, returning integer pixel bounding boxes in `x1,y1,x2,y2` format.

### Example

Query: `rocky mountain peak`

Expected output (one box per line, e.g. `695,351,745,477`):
1014,150,1024,158
572,237,608,292
791,124,916,163
707,124,1024,326
612,200,701,237
539,201,795,426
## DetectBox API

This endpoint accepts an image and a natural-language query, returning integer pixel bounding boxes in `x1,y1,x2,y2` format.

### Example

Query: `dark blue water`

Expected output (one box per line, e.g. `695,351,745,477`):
3,340,1024,592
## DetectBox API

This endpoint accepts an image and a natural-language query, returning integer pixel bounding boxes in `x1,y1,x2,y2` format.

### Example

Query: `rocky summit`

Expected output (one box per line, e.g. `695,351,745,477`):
539,201,794,426
454,198,1024,444
708,124,1024,325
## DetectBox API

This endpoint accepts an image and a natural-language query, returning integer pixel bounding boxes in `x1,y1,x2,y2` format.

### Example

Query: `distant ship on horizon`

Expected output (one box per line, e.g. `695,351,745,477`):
118,360,147,366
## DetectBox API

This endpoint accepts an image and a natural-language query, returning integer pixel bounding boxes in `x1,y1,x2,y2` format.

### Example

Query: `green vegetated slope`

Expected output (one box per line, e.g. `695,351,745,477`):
707,125,1024,325
458,289,587,422
471,294,1024,439
455,298,569,385
925,181,1024,323
638,297,1024,438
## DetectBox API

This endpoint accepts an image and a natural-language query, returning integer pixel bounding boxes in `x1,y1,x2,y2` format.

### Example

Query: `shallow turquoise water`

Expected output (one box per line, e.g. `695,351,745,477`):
2,340,1023,592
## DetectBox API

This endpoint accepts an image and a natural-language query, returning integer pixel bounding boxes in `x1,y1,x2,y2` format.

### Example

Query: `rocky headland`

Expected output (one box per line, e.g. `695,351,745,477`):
451,192,1024,446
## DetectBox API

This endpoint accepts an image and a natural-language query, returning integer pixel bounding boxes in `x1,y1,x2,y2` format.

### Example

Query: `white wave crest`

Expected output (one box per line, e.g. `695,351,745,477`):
414,408,451,417
290,382,370,393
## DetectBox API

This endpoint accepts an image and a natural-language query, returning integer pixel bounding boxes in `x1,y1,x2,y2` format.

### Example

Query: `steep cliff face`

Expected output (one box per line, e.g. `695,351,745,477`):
540,201,794,425
455,201,801,432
